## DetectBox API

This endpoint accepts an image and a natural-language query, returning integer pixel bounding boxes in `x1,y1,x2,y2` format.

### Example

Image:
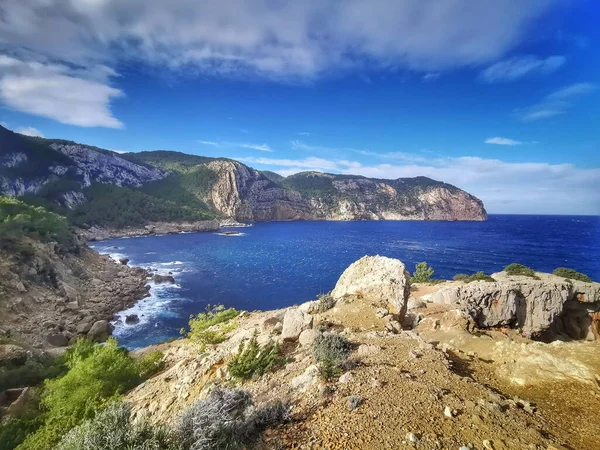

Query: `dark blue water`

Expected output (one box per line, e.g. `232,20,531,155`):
90,215,600,349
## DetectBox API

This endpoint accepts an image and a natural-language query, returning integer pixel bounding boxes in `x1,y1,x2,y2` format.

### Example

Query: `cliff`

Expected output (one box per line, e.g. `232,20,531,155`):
0,125,487,227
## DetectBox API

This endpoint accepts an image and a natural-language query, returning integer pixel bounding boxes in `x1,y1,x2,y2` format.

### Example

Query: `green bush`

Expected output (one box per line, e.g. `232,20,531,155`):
178,388,289,450
228,336,284,381
453,273,468,281
465,272,496,283
553,267,592,283
0,197,74,251
316,293,336,313
504,263,539,279
410,262,434,284
136,351,165,379
17,339,142,450
55,402,181,450
182,305,240,351
0,413,43,450
312,332,352,380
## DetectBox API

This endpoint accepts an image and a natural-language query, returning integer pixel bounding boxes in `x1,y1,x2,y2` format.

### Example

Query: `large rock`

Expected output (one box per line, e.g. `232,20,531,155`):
431,273,600,338
0,344,28,367
46,333,69,347
87,320,114,342
281,309,313,341
331,255,411,321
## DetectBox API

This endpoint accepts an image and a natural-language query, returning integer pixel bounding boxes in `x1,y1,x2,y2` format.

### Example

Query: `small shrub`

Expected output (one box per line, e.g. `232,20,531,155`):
347,395,362,410
177,388,289,450
504,263,539,279
312,332,352,380
410,262,434,284
316,293,336,313
137,351,165,379
453,273,468,281
228,335,284,381
55,402,181,450
553,267,592,283
465,272,496,283
0,413,43,450
182,305,240,350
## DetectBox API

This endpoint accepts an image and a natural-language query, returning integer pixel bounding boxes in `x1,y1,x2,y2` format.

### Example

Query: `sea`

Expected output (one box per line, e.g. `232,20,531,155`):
89,215,600,349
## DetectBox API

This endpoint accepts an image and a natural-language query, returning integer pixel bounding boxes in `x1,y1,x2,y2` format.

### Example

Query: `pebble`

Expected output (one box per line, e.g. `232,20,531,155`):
483,440,494,449
407,432,419,443
444,406,455,418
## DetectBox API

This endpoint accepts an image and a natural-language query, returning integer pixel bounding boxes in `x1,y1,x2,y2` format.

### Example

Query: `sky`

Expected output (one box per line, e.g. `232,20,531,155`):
0,1,598,215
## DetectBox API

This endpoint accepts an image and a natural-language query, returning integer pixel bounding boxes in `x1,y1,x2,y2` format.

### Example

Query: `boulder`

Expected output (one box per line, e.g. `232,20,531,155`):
281,309,313,341
331,255,411,321
46,332,69,347
407,297,427,310
76,320,93,334
125,314,140,325
299,329,316,347
430,274,600,338
119,258,129,265
87,320,114,342
152,274,176,284
0,344,28,367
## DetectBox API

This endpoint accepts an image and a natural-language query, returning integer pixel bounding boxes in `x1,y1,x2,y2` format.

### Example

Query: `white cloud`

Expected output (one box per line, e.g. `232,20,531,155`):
297,132,311,136
236,143,272,152
485,137,522,146
0,55,123,128
481,55,565,82
518,82,597,121
0,0,558,78
422,73,440,82
238,153,600,215
14,126,43,137
198,140,219,146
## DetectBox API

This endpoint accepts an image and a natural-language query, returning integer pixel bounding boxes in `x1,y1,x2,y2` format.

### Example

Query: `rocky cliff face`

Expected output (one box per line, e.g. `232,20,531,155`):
0,237,150,348
205,161,487,222
0,125,486,224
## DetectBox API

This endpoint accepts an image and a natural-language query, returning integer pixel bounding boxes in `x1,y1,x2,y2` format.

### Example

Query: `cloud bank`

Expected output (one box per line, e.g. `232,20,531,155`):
0,0,559,127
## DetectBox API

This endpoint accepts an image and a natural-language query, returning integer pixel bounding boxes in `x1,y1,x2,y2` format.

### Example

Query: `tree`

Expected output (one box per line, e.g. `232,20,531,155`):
410,262,434,283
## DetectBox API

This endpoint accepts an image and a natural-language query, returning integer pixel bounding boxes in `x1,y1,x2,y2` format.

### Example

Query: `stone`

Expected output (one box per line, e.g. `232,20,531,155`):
375,307,389,318
402,311,422,329
0,344,28,367
119,258,129,265
125,314,140,325
331,255,411,320
430,273,600,338
407,297,427,310
281,309,313,341
298,300,319,314
338,372,354,383
383,315,402,334
444,406,455,418
357,344,381,356
152,274,176,284
290,365,320,392
299,329,316,347
76,321,93,334
46,332,69,347
87,320,114,342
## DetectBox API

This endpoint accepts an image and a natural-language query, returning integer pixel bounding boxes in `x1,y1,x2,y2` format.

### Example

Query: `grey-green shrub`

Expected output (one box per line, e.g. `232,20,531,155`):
55,402,181,450
177,388,289,450
312,332,352,380
453,273,468,281
316,293,336,313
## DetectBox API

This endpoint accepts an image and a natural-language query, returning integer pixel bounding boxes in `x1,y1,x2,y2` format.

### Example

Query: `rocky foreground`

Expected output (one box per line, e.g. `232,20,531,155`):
117,256,600,449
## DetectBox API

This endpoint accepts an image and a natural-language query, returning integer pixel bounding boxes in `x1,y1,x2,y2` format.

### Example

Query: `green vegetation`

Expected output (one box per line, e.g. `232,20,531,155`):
228,335,284,381
55,402,180,450
553,267,592,283
316,293,336,313
465,272,496,283
16,339,152,450
136,351,165,379
504,263,539,279
410,262,435,284
453,273,468,281
0,413,43,450
347,395,362,410
182,305,240,350
312,331,352,380
0,197,74,252
68,183,215,228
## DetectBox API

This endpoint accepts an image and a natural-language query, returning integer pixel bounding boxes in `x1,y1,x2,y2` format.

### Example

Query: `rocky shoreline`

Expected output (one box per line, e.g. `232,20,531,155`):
77,219,222,241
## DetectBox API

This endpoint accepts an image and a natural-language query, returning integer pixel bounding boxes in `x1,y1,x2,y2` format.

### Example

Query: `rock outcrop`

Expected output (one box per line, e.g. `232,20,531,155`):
331,255,411,322
0,238,150,348
430,271,600,339
77,220,220,241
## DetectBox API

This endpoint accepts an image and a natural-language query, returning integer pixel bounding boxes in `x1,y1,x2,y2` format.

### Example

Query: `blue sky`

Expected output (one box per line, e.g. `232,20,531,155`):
0,0,598,214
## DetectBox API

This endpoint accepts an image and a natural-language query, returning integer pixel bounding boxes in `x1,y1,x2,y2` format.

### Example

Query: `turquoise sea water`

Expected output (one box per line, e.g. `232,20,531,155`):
90,215,600,349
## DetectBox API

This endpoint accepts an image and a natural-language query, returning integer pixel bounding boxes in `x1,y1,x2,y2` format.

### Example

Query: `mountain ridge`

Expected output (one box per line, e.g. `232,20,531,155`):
0,125,487,227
